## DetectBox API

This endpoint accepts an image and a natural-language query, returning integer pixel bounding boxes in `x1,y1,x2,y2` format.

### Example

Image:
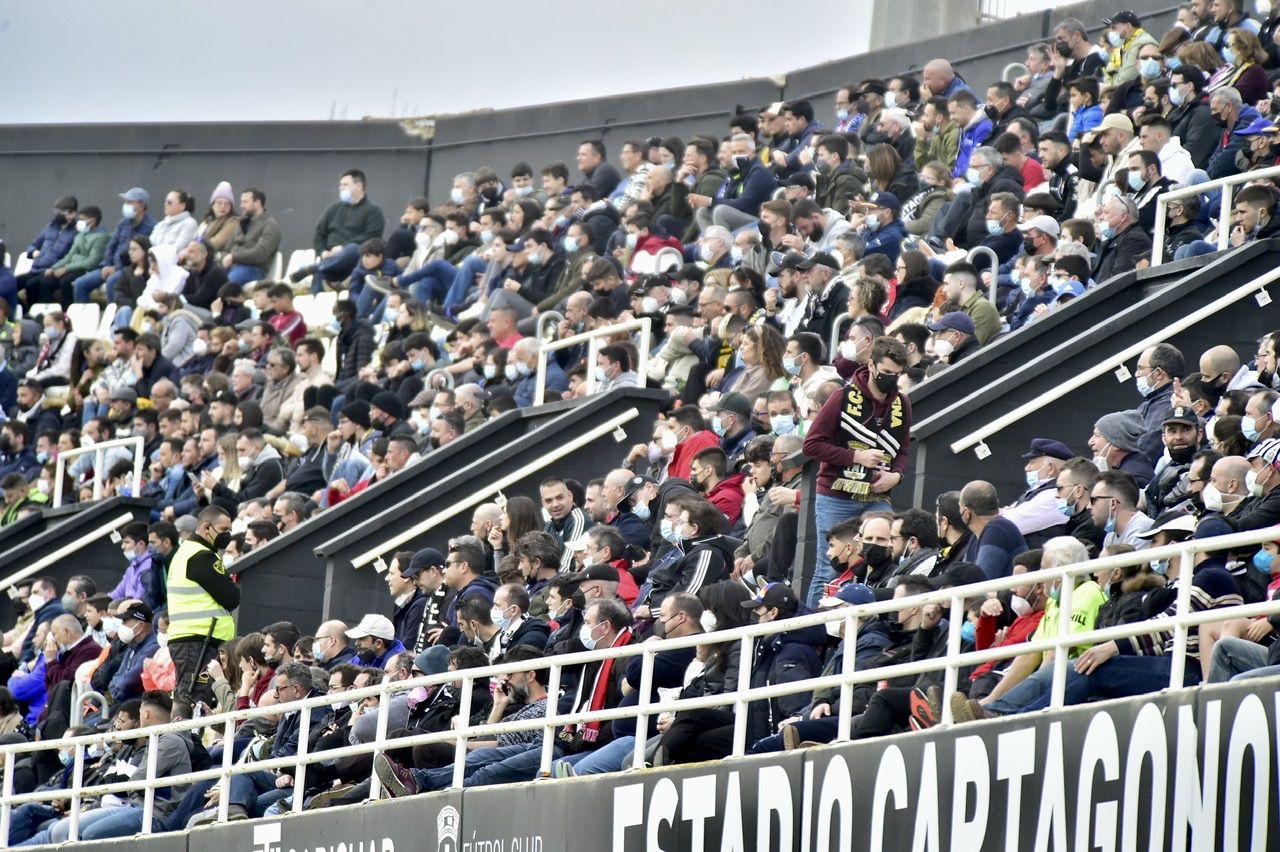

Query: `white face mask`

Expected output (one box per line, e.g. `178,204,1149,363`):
699,611,718,632
1202,483,1225,512
933,339,955,359
27,594,46,612
824,619,843,638
1010,594,1032,617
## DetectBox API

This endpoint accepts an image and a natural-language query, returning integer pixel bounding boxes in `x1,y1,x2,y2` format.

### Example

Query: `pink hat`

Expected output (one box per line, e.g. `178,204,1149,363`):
209,181,235,205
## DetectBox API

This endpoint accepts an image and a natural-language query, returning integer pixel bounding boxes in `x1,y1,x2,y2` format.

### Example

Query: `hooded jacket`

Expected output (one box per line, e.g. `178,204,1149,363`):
648,533,738,607
444,574,500,627
160,309,201,368
746,617,826,742
705,472,747,525
211,443,284,509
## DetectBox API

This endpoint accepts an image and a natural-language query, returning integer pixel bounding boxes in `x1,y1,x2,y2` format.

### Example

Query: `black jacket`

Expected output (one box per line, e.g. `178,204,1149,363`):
1170,99,1218,168
392,591,427,650
648,534,738,607
960,164,1025,249
1093,223,1151,284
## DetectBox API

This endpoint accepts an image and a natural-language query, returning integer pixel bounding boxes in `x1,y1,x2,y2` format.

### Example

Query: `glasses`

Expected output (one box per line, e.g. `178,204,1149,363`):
1088,494,1115,504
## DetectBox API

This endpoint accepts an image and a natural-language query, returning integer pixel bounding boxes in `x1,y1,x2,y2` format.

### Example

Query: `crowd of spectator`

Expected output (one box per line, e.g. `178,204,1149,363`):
5,1,1280,839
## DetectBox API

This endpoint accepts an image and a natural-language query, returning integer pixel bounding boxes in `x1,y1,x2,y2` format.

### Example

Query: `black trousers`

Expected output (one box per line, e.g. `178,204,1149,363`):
659,708,736,764
169,636,222,717
849,686,912,740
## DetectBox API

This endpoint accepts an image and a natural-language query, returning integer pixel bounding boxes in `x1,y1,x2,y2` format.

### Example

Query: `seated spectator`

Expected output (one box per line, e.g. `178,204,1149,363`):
221,187,283,286
291,170,386,294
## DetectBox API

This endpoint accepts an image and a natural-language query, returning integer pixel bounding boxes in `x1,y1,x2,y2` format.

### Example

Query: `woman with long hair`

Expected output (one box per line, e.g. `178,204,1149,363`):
725,324,789,402
487,495,541,569
866,143,918,199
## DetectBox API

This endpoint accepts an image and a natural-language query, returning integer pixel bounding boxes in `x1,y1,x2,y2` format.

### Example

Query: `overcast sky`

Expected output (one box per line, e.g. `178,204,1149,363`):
0,1,874,123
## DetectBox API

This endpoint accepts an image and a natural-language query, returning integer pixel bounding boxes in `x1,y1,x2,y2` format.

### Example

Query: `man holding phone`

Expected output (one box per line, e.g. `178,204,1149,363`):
803,336,913,608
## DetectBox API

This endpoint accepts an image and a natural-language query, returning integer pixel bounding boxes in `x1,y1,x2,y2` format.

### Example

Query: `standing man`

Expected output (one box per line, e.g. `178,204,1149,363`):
803,336,912,607
165,505,239,717
291,169,386,293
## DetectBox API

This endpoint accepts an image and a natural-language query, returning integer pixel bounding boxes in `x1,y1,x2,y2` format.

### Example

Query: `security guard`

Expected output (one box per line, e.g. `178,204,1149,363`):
166,505,239,717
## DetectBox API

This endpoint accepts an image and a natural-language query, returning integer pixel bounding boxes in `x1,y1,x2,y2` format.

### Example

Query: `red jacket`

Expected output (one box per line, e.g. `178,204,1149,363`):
706,473,747,525
270,309,307,347
668,430,720,481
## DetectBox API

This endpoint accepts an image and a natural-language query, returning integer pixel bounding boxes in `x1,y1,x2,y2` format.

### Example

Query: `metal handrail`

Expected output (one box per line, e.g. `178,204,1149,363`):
0,513,134,598
4,526,1278,841
1151,164,1280,265
52,436,144,508
535,310,564,342
828,311,850,361
1002,61,1028,82
534,317,652,405
946,264,1280,455
346,407,640,569
968,245,1000,306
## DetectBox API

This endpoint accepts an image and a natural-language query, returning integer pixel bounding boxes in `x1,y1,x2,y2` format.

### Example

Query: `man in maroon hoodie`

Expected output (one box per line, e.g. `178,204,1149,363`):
690,447,746,526
803,336,912,608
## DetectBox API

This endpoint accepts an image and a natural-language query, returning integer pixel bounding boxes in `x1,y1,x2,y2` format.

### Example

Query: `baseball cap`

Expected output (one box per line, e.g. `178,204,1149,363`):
761,101,787,116
1247,437,1280,465
1018,214,1061,238
401,547,446,578
119,601,154,624
110,387,138,403
784,172,816,191
866,191,901,214
1021,438,1073,460
211,389,238,407
1235,118,1280,137
1052,280,1087,304
345,614,395,641
927,311,976,336
1161,406,1202,429
835,583,876,605
767,251,808,275
797,251,840,272
622,474,657,502
708,391,752,420
1136,510,1197,539
119,187,150,204
1103,10,1141,27
413,646,450,677
1098,114,1134,135
740,582,799,613
570,563,620,583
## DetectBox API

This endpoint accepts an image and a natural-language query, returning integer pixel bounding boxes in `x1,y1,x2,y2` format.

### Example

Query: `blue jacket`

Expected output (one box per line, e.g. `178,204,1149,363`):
717,158,779,216
21,599,64,662
271,689,328,760
25,219,78,273
1067,104,1103,142
783,119,825,173
1209,105,1261,180
953,117,994,178
514,358,567,408
1009,288,1055,330
9,655,47,724
863,219,908,264
101,213,157,270
370,638,407,669
0,447,39,482
445,574,499,626
607,510,651,550
108,630,160,703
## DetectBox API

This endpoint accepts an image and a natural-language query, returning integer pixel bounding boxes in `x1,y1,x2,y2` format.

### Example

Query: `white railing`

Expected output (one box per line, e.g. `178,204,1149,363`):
828,311,850,361
968,245,1000,306
1151,164,1280,266
52,436,145,508
345,406,639,569
533,317,651,406
535,311,564,342
0,512,134,598
944,264,1280,455
5,526,1278,842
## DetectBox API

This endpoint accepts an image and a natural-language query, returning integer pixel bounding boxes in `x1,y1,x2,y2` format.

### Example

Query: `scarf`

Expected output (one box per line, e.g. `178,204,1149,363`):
1106,29,1148,74
569,627,632,744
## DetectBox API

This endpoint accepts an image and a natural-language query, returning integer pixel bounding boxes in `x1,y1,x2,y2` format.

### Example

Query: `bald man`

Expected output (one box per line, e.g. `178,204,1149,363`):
922,58,973,99
1199,345,1241,399
314,619,357,669
471,503,503,544
456,385,488,432
44,614,101,690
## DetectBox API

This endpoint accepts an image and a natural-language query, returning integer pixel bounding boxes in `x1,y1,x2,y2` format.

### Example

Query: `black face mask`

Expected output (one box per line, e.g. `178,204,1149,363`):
872,370,900,395
732,155,752,173
984,104,1002,122
750,416,770,435
1023,237,1037,255
371,416,387,431
1168,445,1196,465
212,531,232,550
356,649,376,665
862,543,893,569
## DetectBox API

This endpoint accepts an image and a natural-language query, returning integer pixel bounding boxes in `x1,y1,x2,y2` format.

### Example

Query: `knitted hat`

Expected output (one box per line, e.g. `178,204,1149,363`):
210,181,235,205
370,391,406,422
1095,410,1144,453
340,400,372,429
414,645,450,676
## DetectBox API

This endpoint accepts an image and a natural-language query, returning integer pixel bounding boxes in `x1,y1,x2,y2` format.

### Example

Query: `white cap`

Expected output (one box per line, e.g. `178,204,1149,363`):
1018,214,1061,238
345,614,395,641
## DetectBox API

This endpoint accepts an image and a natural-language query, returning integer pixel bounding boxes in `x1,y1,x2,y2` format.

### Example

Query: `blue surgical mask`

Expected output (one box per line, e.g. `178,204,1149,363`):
711,415,727,437
1167,56,1182,71
1127,171,1145,192
985,219,1003,236
772,415,796,435
961,621,977,643
1101,225,1117,241
660,518,680,543
1136,375,1152,397
1150,559,1170,576
1138,58,1161,79
579,623,599,650
327,319,341,335
1107,30,1124,47
865,216,881,233
1253,550,1276,574
836,109,850,120
1223,47,1237,66
516,362,532,378
339,189,354,204
450,188,466,205
783,356,802,376
633,503,650,522
563,235,579,253
412,358,426,372
554,215,569,229
480,229,494,244
483,364,497,380
1243,415,1261,442
503,364,519,382
965,167,981,187
1104,506,1116,534
36,451,49,464
1057,496,1074,517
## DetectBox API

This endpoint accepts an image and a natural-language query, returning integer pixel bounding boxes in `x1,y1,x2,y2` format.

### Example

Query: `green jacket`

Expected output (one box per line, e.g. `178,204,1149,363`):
815,163,868,216
51,228,109,275
312,198,385,253
915,122,961,173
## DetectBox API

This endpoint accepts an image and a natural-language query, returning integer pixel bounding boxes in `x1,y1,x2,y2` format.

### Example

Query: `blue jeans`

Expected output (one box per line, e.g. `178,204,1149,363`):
808,493,892,608
114,305,134,329
1066,654,1195,704
1173,239,1218,260
7,802,59,845
1209,636,1270,683
443,255,489,314
749,717,840,753
311,244,360,294
229,769,291,817
984,662,1057,715
556,735,635,775
400,259,457,304
17,804,157,845
412,742,556,790
70,268,124,303
227,264,265,285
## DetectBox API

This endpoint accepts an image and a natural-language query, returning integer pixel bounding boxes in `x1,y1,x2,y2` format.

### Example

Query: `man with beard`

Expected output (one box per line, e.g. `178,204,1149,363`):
1052,458,1106,555
959,481,1028,579
887,509,941,581
931,491,973,576
1145,408,1205,515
